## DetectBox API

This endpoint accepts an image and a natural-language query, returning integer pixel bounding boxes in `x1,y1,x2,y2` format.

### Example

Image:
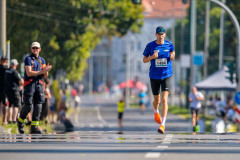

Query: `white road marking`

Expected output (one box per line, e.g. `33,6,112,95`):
145,134,173,159
74,107,81,123
162,134,173,144
145,152,161,158
156,146,169,149
95,106,108,126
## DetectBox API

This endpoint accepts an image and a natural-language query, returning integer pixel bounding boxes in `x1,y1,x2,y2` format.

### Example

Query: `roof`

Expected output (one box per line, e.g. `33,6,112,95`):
195,66,237,91
142,0,189,19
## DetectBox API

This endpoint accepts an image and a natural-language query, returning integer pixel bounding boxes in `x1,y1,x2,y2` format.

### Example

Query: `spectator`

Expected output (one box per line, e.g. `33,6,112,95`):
4,59,23,124
74,95,81,108
211,114,225,133
78,83,84,95
225,93,235,122
214,97,227,117
0,56,9,125
71,88,77,98
58,106,74,132
17,41,52,134
139,89,147,114
49,90,56,123
40,79,51,123
59,90,67,112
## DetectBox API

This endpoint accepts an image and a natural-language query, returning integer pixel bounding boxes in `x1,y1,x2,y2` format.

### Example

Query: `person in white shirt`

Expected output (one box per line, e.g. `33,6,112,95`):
188,86,205,132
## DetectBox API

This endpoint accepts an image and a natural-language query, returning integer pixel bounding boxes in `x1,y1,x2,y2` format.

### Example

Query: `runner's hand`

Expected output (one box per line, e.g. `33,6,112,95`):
170,52,175,60
151,52,158,60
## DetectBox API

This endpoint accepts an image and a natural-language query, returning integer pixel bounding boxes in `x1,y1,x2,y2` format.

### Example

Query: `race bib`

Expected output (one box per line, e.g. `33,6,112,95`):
155,58,167,67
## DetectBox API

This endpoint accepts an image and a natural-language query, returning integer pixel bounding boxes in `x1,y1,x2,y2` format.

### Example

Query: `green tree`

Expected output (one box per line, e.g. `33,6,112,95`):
174,0,238,76
7,0,144,81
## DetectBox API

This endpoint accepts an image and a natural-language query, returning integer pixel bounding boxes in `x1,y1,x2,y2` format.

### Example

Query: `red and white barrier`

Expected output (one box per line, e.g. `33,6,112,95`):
235,105,240,123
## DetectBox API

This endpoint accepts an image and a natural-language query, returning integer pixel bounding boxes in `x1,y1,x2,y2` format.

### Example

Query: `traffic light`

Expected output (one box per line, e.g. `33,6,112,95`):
182,0,188,4
226,62,235,83
132,0,141,4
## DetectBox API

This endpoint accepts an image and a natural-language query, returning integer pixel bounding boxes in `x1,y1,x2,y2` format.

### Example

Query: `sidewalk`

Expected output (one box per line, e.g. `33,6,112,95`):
0,125,8,134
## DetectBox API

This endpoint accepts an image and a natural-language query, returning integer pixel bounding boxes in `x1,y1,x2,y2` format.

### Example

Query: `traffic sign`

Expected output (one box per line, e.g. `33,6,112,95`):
234,92,240,105
193,51,204,66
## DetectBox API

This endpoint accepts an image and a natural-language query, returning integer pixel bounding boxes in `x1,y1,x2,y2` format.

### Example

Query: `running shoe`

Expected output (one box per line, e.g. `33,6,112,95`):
195,125,200,132
192,126,195,132
158,124,165,134
154,110,162,124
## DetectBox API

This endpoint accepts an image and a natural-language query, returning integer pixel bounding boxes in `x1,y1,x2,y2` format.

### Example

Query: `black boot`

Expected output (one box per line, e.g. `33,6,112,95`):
30,126,42,134
17,120,25,134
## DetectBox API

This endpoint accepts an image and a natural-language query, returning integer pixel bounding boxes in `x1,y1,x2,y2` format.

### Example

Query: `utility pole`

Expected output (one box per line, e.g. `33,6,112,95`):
170,0,175,106
190,0,196,86
88,54,93,94
0,0,6,56
219,0,226,69
7,40,10,66
125,38,130,109
203,1,210,79
180,3,186,55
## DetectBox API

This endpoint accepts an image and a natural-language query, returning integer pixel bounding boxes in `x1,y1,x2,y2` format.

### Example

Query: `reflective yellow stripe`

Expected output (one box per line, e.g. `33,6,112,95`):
18,117,26,123
118,102,125,113
31,121,39,126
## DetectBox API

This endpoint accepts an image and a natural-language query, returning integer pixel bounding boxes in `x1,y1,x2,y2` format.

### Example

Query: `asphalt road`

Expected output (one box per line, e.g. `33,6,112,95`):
0,94,240,160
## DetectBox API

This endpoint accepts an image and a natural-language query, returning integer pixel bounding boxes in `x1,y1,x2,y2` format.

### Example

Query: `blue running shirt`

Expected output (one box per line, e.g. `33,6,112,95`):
143,40,174,80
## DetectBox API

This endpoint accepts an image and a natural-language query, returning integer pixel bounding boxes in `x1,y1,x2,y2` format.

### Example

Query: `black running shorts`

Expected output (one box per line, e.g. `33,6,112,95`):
191,108,200,117
150,77,171,95
118,112,124,119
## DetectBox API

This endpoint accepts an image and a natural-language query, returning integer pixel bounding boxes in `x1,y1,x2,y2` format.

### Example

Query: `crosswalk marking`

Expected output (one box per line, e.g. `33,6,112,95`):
145,152,161,158
145,134,173,159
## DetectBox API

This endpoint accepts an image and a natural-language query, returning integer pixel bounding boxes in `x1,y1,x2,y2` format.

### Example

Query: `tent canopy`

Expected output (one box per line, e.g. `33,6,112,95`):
195,66,237,91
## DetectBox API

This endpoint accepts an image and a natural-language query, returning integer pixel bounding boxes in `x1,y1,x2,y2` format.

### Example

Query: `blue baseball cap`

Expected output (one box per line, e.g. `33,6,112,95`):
156,26,165,34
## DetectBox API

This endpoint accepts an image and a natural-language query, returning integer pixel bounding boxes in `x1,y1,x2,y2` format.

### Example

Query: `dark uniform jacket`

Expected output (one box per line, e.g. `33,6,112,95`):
4,67,21,92
0,64,8,91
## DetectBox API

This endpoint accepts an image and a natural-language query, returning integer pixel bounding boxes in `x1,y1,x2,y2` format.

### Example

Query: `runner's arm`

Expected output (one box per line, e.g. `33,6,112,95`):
170,51,175,60
143,56,152,63
189,97,192,102
196,96,205,101
143,53,158,63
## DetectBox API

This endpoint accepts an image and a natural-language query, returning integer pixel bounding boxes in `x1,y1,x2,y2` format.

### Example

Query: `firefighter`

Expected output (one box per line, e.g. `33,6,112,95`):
17,42,52,134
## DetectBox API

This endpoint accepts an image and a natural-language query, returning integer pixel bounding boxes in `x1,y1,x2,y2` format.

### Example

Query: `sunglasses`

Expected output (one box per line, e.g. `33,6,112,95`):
32,47,39,50
156,28,165,34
